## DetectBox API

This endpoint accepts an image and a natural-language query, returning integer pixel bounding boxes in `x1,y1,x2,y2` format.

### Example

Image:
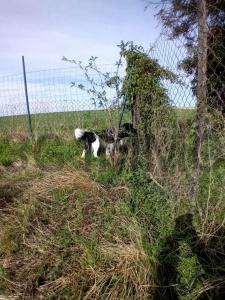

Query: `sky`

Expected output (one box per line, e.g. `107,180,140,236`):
0,0,161,75
0,0,195,116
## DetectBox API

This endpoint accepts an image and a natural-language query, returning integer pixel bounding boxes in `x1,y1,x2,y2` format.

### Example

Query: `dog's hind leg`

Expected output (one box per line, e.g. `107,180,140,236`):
106,143,114,157
81,149,86,158
82,141,90,158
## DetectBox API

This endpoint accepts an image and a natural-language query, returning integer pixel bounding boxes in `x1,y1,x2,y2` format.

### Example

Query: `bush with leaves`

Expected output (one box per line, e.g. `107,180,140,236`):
122,47,179,173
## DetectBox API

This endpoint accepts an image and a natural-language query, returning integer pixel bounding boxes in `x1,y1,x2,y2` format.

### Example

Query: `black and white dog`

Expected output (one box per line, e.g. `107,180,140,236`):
74,123,137,158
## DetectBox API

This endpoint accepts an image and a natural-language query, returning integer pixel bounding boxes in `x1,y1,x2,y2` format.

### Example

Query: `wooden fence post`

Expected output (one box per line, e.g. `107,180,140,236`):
191,0,208,210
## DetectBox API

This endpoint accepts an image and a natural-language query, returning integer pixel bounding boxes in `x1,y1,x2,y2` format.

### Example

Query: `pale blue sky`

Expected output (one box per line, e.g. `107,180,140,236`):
0,1,196,116
0,0,161,75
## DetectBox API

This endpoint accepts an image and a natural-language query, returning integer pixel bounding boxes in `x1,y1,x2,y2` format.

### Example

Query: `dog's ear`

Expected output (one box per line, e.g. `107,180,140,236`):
122,123,130,131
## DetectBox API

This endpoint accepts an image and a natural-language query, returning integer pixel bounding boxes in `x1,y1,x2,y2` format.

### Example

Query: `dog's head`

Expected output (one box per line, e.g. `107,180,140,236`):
122,123,137,134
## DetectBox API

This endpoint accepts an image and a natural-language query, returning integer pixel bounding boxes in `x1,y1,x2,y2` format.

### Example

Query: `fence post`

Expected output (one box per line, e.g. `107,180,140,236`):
22,56,32,135
191,0,208,211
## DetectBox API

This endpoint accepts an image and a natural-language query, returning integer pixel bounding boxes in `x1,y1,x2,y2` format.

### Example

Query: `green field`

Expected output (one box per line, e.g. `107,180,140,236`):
0,109,132,137
0,108,195,137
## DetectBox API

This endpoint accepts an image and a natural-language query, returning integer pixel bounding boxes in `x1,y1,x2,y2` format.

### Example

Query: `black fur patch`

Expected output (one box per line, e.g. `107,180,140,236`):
77,131,97,153
98,123,137,143
80,131,96,143
119,123,137,138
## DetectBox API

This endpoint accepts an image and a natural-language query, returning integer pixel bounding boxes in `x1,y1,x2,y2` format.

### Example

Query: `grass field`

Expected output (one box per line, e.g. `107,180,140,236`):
0,108,195,137
1,107,225,299
0,108,195,168
0,109,132,137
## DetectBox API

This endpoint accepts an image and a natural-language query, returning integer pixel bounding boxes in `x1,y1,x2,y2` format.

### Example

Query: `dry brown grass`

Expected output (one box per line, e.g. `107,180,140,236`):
85,237,152,300
8,132,29,144
0,166,153,299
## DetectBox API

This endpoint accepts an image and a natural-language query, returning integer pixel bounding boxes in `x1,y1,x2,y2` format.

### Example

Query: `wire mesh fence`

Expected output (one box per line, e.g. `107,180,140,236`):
149,35,197,108
0,42,197,137
0,64,126,136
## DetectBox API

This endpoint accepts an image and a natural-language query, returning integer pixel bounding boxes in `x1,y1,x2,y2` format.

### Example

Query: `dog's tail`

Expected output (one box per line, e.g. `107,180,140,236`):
74,128,97,143
74,128,85,140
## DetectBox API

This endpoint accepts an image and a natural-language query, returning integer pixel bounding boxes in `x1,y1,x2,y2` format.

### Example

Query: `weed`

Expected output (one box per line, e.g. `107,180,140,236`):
0,139,32,166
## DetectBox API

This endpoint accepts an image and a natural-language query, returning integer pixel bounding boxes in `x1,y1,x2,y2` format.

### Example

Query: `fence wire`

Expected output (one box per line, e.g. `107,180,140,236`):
149,35,197,108
0,35,198,136
0,65,126,135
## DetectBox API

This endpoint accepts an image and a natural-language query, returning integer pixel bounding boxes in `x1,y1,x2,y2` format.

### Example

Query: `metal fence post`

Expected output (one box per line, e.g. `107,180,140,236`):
22,56,33,135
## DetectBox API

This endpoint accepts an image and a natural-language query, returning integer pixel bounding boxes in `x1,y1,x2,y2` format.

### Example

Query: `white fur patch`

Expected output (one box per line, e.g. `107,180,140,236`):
91,135,100,158
106,143,115,153
75,128,85,140
120,138,125,146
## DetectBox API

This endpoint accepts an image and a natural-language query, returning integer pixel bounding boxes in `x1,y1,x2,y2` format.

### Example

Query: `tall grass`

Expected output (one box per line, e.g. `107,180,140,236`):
0,108,225,299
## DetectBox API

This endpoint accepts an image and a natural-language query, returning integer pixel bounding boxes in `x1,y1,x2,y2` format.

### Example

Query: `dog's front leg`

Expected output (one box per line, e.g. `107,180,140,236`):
105,147,111,158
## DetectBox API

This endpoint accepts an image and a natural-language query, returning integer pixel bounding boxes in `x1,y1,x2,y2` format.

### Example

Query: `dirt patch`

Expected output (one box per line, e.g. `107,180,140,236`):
0,182,25,209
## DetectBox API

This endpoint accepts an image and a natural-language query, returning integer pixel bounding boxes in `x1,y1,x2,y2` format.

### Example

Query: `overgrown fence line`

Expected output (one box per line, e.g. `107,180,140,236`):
0,38,197,136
